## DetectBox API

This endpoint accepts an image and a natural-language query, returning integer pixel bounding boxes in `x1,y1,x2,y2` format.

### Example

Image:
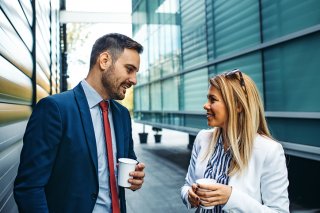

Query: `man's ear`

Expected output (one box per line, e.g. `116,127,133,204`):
98,51,112,70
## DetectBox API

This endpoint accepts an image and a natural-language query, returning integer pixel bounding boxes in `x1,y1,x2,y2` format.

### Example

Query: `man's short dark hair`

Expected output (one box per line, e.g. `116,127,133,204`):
89,33,143,70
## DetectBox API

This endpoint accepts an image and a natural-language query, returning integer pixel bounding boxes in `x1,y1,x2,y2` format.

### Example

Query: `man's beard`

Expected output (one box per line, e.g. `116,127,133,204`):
101,65,125,100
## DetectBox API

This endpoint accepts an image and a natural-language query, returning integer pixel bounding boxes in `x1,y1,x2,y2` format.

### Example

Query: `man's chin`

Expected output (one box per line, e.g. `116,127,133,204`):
115,94,125,100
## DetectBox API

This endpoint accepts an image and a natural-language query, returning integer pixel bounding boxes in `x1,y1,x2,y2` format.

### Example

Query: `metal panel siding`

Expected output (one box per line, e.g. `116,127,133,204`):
262,0,320,41
183,68,208,111
264,33,320,112
206,0,215,60
19,0,33,26
0,10,33,78
1,0,33,51
0,56,32,104
0,142,21,213
0,103,32,123
216,53,263,98
36,84,50,102
0,121,27,152
268,118,320,147
214,0,260,56
0,0,60,211
132,0,320,157
180,0,207,69
36,63,51,93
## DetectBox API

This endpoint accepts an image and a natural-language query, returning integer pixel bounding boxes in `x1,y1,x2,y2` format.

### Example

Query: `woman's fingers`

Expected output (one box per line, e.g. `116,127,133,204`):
196,184,232,206
188,186,200,207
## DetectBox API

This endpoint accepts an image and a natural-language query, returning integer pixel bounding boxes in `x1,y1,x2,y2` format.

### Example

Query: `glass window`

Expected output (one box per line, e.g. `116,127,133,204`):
214,0,260,56
163,77,179,110
151,82,161,110
262,0,320,41
134,88,141,111
183,68,208,111
216,53,263,99
264,33,320,112
180,0,207,69
140,85,150,111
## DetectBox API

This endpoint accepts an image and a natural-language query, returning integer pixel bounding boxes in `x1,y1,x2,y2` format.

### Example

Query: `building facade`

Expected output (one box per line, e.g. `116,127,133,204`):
0,0,61,211
132,0,320,208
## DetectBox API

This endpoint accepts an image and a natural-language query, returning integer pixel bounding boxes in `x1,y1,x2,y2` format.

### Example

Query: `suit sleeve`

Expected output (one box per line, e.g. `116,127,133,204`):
180,131,201,209
14,97,63,213
223,143,290,213
126,110,136,160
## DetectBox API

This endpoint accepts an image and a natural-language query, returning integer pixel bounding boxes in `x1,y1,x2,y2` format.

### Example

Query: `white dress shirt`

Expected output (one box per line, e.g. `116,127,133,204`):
81,80,118,213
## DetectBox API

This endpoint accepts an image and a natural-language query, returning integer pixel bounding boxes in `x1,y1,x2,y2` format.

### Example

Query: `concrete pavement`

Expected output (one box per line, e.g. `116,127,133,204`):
126,122,194,213
125,122,320,213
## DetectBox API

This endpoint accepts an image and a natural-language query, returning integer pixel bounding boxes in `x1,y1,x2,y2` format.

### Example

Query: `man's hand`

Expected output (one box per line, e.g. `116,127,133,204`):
128,162,145,191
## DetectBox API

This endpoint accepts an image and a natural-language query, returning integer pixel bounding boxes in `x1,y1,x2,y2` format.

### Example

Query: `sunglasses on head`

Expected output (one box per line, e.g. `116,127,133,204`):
224,69,248,97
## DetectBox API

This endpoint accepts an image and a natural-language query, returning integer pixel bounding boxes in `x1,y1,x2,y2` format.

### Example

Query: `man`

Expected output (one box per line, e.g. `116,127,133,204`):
14,33,145,213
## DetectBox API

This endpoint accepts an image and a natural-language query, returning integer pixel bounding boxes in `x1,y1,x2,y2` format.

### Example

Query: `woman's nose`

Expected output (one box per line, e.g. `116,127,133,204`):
203,102,209,110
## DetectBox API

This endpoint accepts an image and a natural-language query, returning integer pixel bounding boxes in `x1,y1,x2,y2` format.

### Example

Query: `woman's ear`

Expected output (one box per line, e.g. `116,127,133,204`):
236,102,243,113
98,51,112,70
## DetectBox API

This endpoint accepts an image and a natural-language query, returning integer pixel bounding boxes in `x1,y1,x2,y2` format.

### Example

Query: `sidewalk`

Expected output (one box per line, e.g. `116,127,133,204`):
126,122,194,213
126,122,320,213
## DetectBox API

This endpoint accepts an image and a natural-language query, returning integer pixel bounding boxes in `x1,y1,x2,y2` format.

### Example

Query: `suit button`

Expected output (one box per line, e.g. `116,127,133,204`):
91,193,97,200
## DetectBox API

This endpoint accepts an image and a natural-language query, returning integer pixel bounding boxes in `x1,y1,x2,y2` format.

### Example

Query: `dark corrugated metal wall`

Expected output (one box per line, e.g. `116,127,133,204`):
0,0,60,212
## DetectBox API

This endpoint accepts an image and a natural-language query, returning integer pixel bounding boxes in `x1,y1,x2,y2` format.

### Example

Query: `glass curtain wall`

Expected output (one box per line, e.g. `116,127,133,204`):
132,0,320,149
132,0,185,129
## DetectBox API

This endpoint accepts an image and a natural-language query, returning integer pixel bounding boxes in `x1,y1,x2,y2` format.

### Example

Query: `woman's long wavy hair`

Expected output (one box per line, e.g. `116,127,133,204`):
205,71,272,176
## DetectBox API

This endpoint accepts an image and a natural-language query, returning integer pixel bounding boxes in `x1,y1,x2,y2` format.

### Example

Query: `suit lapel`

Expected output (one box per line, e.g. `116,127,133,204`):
73,83,98,175
110,100,125,159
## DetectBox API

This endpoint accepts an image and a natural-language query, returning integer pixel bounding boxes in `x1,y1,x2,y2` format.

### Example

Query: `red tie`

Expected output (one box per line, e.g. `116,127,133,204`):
99,101,120,213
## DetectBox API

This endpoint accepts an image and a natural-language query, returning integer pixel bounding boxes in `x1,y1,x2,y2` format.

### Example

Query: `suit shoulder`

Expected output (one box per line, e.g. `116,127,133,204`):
254,134,281,149
45,90,74,103
197,129,214,139
253,134,284,159
35,90,75,112
194,129,214,147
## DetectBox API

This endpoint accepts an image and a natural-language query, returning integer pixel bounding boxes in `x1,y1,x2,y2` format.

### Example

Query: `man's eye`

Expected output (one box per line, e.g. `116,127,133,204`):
127,67,134,73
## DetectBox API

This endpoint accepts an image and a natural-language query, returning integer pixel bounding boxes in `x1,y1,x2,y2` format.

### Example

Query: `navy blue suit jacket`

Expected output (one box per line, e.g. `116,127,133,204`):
14,83,136,213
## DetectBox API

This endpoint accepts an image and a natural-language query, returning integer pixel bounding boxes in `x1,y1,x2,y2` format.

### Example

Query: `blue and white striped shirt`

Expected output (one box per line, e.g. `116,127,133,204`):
202,135,232,213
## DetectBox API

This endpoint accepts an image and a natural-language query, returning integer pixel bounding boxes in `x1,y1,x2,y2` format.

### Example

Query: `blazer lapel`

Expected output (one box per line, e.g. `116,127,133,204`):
73,83,98,175
110,100,125,159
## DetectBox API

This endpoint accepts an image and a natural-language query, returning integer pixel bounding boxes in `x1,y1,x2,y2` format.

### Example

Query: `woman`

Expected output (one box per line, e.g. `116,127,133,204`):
181,69,289,212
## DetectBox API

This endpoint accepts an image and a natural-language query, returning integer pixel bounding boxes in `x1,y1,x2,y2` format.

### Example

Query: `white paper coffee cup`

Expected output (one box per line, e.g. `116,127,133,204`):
196,178,217,210
196,178,217,185
118,158,137,188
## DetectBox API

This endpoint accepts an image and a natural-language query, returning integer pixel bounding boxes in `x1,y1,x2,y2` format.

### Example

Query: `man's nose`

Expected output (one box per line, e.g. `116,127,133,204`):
130,73,137,85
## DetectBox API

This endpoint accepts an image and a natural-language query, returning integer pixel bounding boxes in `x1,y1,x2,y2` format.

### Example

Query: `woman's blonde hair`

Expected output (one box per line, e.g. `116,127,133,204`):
206,70,271,176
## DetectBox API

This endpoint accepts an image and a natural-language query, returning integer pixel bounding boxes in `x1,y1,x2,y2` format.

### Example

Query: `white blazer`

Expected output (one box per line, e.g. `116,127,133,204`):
181,129,289,213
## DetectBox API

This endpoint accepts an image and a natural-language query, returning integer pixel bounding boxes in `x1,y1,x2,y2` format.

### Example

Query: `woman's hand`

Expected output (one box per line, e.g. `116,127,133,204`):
188,184,200,208
195,183,232,207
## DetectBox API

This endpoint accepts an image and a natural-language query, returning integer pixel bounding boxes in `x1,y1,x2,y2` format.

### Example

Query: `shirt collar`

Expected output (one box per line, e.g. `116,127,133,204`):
81,79,106,109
